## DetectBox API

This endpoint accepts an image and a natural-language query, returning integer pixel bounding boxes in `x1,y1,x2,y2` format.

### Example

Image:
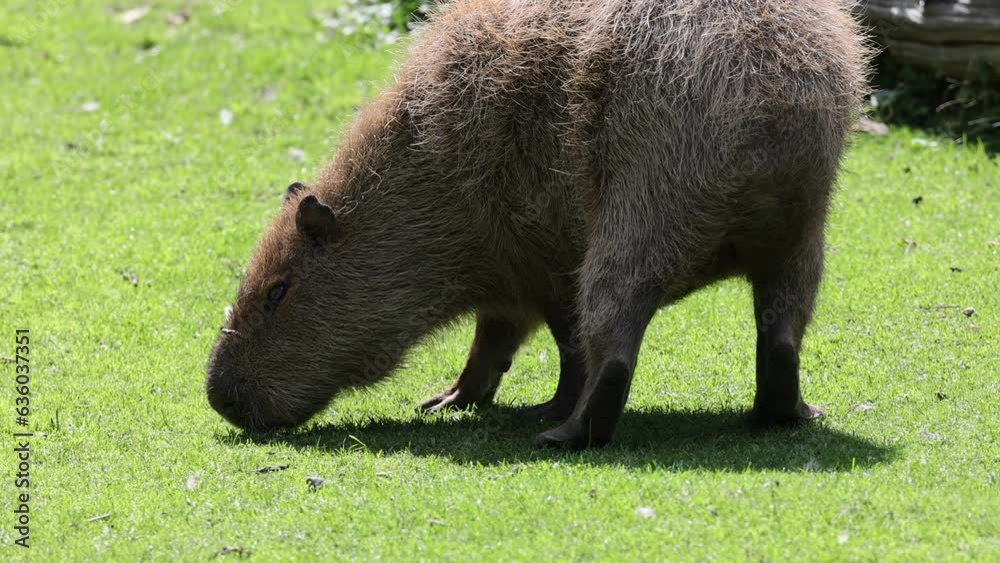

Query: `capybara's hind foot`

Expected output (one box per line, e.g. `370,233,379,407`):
518,398,575,421
534,418,611,450
749,401,824,431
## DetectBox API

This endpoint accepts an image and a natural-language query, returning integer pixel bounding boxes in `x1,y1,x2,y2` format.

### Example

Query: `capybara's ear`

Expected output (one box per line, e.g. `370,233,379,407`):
296,195,338,244
283,182,308,204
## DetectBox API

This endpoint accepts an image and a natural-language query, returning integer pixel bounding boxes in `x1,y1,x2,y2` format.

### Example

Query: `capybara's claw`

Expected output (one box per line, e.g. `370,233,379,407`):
419,387,483,414
418,391,450,412
801,403,825,420
749,402,825,431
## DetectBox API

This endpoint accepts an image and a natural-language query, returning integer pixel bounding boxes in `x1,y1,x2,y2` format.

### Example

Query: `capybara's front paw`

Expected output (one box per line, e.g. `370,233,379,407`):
749,401,824,430
419,386,487,414
420,366,501,414
519,398,575,422
534,418,610,450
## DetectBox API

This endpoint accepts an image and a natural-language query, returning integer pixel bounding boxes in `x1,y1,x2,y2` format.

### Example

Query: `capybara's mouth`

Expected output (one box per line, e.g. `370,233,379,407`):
215,406,305,434
206,385,295,433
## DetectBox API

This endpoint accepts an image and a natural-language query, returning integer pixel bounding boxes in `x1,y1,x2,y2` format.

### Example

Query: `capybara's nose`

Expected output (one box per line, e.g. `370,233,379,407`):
215,399,239,420
206,380,239,421
206,348,244,425
207,382,255,430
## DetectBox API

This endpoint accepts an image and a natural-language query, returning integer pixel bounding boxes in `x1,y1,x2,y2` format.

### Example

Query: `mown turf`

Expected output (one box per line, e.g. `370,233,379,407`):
1,1,998,561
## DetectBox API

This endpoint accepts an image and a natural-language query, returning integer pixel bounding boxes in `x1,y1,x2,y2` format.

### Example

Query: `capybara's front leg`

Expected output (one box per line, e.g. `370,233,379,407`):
535,250,662,449
420,310,535,413
749,228,826,428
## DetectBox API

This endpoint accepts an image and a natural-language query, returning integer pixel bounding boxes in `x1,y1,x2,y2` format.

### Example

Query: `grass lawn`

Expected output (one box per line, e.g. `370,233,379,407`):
1,1,998,560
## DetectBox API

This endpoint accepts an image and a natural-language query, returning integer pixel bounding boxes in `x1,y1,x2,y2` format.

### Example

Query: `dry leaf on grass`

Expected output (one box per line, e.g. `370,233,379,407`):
166,11,190,26
256,464,289,474
853,402,875,412
257,86,277,102
119,6,150,25
214,546,250,558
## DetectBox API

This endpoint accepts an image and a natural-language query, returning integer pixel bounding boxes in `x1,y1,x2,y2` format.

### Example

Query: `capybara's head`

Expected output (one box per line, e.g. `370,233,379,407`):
205,182,395,432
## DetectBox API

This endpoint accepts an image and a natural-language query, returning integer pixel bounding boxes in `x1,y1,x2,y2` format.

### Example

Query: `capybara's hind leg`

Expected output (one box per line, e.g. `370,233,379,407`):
520,300,586,421
420,310,536,413
535,251,662,449
749,230,826,428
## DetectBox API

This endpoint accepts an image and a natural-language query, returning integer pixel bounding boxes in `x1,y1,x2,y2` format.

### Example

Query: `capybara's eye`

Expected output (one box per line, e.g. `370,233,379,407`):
267,281,289,304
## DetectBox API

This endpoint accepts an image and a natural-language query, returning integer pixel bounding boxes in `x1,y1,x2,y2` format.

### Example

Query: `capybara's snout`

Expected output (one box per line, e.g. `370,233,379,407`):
205,346,249,428
205,341,324,433
205,345,275,432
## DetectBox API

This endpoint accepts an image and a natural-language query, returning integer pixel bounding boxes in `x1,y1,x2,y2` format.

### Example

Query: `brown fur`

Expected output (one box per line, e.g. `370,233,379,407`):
206,0,869,448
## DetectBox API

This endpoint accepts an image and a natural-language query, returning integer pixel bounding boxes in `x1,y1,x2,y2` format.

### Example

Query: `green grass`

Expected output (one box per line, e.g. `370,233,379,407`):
2,1,998,560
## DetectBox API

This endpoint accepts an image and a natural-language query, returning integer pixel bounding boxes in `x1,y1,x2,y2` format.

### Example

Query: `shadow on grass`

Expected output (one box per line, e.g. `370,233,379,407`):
226,406,896,472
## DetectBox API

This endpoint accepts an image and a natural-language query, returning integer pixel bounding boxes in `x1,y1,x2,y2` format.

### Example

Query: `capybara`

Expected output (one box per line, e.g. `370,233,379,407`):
206,0,868,449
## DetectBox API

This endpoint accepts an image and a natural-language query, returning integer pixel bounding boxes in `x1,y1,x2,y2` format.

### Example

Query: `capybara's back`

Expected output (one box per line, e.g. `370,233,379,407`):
399,0,868,294
207,0,869,449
